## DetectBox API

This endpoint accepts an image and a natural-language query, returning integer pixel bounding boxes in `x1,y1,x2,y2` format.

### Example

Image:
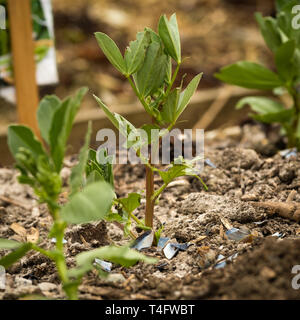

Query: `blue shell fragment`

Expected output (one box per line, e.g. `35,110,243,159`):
131,230,154,251
205,158,217,168
163,242,192,260
157,237,170,251
163,243,179,260
280,148,297,159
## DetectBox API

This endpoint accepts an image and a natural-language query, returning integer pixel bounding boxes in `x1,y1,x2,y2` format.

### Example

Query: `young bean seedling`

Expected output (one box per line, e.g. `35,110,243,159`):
94,14,207,233
0,88,155,300
215,0,300,149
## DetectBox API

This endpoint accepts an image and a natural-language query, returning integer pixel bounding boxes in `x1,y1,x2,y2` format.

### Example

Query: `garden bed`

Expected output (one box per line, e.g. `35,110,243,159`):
1,124,300,300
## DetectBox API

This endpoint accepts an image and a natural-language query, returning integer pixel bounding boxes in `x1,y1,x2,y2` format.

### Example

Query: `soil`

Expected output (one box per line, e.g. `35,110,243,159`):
0,123,300,300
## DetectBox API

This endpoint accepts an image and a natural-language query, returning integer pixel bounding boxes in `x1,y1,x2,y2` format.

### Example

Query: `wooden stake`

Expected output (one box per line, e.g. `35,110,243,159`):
8,0,40,137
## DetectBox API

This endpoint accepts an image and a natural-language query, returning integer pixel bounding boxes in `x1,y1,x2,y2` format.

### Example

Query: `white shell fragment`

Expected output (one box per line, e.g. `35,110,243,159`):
131,231,154,251
157,237,170,252
205,158,217,168
51,238,67,244
94,259,112,272
163,243,179,260
163,242,192,260
215,253,238,269
225,228,250,241
279,148,297,159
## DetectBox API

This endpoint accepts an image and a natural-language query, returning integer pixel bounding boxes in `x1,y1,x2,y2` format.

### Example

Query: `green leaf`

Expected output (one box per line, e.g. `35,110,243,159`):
94,95,138,145
133,41,169,98
95,32,126,75
60,181,114,224
276,0,288,11
50,87,88,172
277,1,300,48
86,149,114,187
0,239,22,250
69,122,92,197
158,13,181,63
255,13,282,52
124,31,150,76
275,40,296,82
215,61,283,90
161,88,180,124
175,73,202,121
95,149,114,187
157,156,207,190
76,245,156,268
252,108,294,124
236,96,285,114
86,170,104,185
7,125,46,161
37,95,61,144
118,193,141,214
0,243,32,269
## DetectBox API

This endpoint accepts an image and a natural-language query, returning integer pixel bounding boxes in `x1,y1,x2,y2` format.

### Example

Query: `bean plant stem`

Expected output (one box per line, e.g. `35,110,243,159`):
145,164,154,228
165,63,181,97
126,76,151,114
51,208,77,300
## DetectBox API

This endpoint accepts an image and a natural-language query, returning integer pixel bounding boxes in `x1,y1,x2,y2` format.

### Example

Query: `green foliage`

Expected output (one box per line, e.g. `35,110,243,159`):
0,239,23,250
94,14,206,231
158,13,181,64
86,149,114,187
215,61,283,90
124,31,150,76
50,87,88,172
69,122,92,196
75,245,156,269
215,2,300,149
0,243,33,269
95,32,126,75
3,88,152,300
60,181,114,224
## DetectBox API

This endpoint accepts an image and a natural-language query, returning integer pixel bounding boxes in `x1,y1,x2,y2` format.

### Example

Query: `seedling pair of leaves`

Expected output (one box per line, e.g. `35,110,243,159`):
215,0,300,149
94,13,207,230
0,88,155,300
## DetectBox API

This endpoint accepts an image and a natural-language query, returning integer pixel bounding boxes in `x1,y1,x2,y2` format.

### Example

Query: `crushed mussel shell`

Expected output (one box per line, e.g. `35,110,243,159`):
157,237,170,251
131,230,154,251
51,238,67,244
163,243,179,260
94,259,112,272
163,242,191,260
279,148,297,159
225,228,250,241
205,158,217,168
271,232,285,238
215,253,238,269
156,262,169,270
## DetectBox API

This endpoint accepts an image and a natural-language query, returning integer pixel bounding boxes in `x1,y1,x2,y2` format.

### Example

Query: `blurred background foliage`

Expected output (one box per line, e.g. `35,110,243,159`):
1,0,276,126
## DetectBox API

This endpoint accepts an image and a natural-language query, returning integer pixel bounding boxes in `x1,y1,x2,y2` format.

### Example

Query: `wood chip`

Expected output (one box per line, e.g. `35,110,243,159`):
191,235,207,244
26,227,39,243
287,190,297,202
219,217,233,230
0,195,31,210
122,274,135,287
10,223,27,238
